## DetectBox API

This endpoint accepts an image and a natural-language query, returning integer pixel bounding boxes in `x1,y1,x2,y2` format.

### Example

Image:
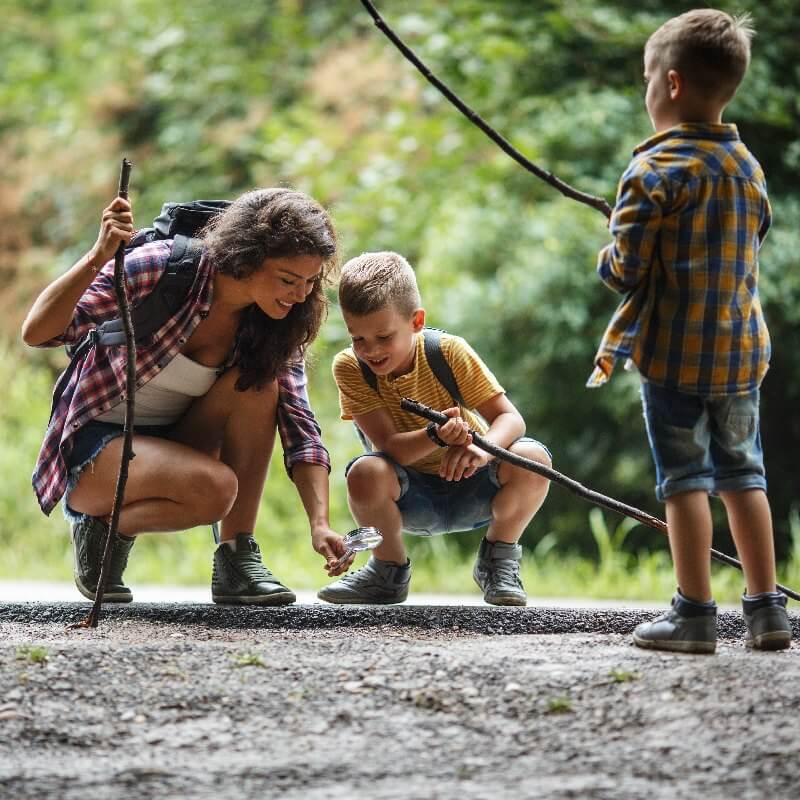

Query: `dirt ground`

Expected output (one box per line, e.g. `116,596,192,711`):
1,603,798,800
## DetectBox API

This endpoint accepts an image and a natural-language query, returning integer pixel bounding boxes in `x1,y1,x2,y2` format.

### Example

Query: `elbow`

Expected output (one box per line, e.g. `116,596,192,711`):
20,318,42,347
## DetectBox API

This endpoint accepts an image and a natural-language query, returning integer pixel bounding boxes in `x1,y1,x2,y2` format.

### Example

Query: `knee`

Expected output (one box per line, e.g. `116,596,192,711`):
194,462,238,523
504,441,552,488
347,457,398,503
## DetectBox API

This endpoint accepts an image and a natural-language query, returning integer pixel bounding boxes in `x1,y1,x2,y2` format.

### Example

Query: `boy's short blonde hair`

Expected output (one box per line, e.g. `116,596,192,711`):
646,9,754,102
339,251,422,317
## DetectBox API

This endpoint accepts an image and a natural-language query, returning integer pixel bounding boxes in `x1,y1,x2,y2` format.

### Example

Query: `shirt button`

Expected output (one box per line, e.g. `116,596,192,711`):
199,311,209,319
179,337,186,344
72,422,79,428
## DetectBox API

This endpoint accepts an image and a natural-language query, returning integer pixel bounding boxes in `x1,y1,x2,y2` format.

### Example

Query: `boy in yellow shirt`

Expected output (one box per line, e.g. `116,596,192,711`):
318,251,551,605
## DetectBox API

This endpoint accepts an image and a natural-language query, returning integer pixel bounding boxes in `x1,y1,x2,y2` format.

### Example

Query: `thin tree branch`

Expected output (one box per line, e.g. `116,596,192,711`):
74,158,135,629
400,397,800,601
360,0,613,218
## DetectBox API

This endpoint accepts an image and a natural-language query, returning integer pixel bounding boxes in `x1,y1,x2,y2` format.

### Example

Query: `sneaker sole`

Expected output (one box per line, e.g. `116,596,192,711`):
74,577,133,604
746,631,792,650
632,633,715,654
316,591,408,605
212,591,296,606
484,595,528,607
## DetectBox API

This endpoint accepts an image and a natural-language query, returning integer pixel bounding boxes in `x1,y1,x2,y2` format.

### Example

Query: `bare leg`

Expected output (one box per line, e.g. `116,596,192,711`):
664,490,713,603
346,457,406,565
719,488,777,595
67,370,278,538
487,441,551,544
171,371,279,541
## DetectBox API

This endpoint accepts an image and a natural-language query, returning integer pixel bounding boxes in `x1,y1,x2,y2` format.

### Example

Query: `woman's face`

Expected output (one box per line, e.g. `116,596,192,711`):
245,254,324,319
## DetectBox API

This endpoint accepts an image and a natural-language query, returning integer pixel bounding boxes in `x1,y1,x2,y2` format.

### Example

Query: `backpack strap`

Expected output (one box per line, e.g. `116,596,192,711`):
355,328,463,405
421,328,463,407
50,236,203,422
92,234,202,347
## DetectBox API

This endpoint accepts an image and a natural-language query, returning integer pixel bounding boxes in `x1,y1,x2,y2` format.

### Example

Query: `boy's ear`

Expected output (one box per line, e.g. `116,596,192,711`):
667,69,683,100
411,308,426,332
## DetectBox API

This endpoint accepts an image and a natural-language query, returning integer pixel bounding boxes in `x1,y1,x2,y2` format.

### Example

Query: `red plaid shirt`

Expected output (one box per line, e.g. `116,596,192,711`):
32,240,330,515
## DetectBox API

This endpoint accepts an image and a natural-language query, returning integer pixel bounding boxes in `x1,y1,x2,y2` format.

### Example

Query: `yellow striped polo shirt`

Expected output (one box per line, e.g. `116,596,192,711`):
333,332,504,474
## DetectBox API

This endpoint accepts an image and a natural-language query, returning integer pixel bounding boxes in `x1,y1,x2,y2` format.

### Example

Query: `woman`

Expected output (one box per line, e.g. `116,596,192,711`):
22,188,353,605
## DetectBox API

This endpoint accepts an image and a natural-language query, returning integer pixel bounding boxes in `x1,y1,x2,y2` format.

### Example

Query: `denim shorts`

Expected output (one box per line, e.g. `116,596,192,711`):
640,381,766,502
63,420,173,521
345,437,549,536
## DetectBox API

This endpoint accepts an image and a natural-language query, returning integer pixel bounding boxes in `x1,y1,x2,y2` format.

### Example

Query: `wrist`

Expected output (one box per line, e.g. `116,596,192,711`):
425,421,448,448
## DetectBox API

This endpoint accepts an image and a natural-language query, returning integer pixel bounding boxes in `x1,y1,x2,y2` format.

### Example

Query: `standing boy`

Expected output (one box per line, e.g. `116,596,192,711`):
319,251,551,605
590,9,791,652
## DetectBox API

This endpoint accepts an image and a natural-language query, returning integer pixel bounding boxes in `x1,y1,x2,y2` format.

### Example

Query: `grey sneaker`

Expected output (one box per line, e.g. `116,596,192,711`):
70,515,134,603
472,538,527,606
742,592,792,650
212,533,296,606
633,592,717,654
317,555,411,605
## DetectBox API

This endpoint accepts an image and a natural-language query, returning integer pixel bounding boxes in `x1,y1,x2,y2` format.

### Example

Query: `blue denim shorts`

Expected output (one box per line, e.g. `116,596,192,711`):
63,420,173,521
640,381,766,502
345,437,549,536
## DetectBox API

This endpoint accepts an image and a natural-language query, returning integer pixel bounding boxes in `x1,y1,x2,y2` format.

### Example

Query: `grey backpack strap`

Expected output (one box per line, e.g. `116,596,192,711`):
422,328,463,407
357,356,379,393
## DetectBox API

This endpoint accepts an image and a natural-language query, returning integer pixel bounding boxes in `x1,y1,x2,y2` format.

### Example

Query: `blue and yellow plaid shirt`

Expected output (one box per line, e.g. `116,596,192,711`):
589,123,771,394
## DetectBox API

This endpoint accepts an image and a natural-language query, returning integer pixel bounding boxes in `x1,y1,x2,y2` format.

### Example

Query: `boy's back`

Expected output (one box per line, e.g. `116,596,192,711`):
592,122,771,393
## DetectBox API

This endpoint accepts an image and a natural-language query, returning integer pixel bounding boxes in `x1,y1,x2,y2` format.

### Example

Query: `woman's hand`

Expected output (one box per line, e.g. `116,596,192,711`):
434,407,472,447
89,197,135,269
439,443,491,481
311,527,355,577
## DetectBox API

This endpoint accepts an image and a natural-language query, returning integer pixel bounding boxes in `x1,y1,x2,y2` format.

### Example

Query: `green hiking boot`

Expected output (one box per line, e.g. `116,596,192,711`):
317,555,411,605
633,592,717,654
70,514,134,603
742,592,792,650
211,533,296,606
472,538,527,606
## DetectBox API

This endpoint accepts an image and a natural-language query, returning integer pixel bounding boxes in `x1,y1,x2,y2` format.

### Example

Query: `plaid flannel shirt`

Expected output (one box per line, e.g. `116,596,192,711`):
32,240,330,516
588,123,771,394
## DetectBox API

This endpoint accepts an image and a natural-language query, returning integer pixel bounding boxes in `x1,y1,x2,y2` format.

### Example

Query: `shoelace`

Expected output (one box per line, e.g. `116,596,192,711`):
235,550,276,583
489,560,522,589
108,539,132,583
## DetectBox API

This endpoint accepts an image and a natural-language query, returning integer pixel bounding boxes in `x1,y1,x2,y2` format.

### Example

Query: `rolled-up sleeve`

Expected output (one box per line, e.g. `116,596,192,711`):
276,359,331,477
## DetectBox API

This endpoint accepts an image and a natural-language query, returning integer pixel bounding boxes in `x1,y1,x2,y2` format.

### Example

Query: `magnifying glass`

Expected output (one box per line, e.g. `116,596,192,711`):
330,526,383,570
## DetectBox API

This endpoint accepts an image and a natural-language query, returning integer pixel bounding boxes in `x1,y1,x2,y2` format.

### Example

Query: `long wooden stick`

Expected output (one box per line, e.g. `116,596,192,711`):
76,159,135,629
401,397,800,601
359,0,612,218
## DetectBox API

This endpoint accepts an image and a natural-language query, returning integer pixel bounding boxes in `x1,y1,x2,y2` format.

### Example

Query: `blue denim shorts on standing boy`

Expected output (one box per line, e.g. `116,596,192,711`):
345,437,549,537
640,381,767,502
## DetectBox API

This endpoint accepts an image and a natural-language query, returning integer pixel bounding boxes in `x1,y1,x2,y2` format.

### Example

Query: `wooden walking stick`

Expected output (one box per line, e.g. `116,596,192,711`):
401,397,800,601
73,158,136,629
360,0,612,218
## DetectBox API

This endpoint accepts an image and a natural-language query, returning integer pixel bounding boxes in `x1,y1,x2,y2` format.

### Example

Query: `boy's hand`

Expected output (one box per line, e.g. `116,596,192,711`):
434,407,472,447
89,197,135,268
439,443,490,482
311,527,355,577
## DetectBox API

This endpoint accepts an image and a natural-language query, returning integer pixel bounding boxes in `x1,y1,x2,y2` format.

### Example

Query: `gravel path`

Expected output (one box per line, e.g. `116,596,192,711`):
1,603,798,799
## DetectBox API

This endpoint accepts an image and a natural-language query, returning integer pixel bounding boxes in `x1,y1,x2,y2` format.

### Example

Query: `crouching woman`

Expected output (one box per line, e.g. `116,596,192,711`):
22,188,352,604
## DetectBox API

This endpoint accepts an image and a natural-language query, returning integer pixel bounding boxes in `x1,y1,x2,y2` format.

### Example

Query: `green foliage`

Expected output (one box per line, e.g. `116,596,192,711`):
1,1,798,596
16,645,49,665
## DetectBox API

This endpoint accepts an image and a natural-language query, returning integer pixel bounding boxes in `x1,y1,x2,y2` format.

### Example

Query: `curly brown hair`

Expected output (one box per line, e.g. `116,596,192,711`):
201,188,338,391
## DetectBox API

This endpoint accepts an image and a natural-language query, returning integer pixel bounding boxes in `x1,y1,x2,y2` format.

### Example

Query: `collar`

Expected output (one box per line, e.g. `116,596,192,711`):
633,123,739,156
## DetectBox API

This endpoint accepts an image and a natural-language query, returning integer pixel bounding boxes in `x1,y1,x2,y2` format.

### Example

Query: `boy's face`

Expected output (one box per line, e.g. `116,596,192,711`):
644,47,680,132
343,305,425,378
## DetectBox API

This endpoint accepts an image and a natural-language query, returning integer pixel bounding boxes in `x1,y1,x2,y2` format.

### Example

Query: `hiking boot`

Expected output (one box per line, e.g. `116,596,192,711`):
70,514,134,603
211,533,296,606
317,555,411,605
633,591,717,654
742,592,792,651
472,538,527,606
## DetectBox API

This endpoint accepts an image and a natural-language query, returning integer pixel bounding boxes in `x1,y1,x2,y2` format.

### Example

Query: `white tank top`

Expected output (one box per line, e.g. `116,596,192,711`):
97,352,219,425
